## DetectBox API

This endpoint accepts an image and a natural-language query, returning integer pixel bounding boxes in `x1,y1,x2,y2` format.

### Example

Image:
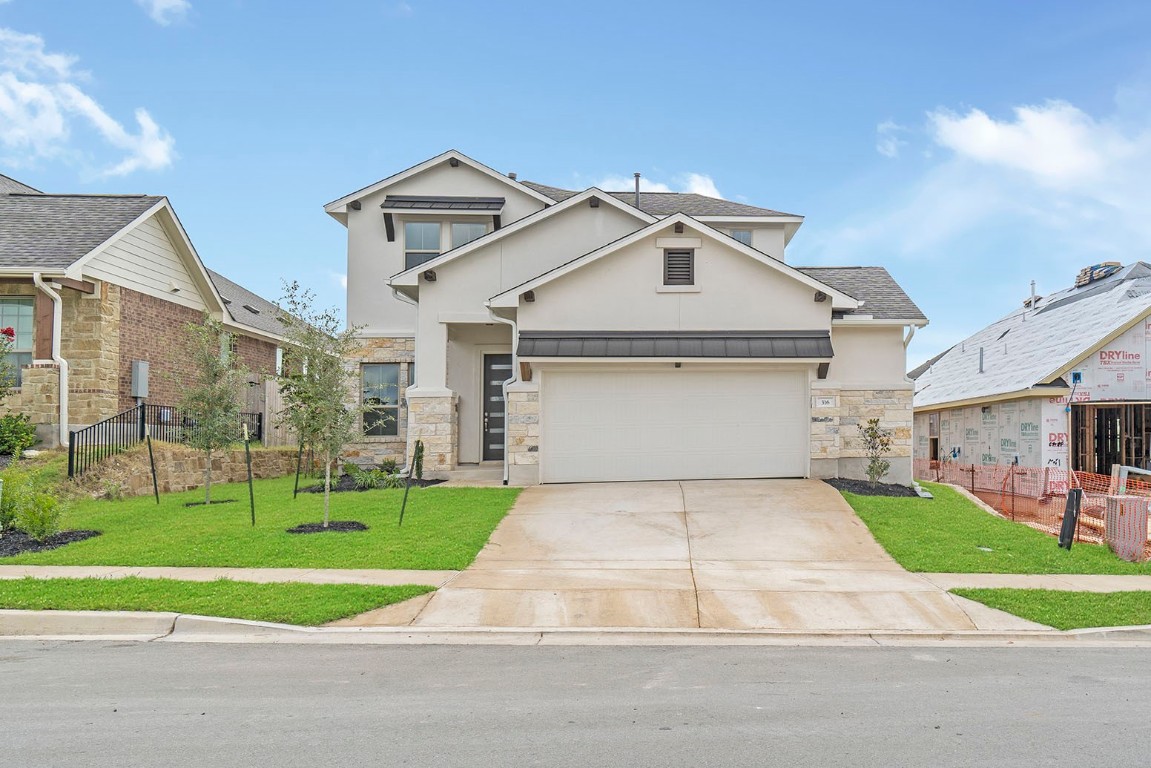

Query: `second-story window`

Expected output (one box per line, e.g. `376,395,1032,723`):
451,222,487,249
404,221,441,269
731,229,753,246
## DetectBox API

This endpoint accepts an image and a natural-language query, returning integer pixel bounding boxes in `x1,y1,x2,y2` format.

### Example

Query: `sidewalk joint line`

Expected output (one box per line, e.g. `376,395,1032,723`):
678,481,702,629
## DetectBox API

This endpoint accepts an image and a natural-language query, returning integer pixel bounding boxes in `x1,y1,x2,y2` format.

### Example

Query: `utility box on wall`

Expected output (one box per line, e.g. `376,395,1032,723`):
130,360,149,399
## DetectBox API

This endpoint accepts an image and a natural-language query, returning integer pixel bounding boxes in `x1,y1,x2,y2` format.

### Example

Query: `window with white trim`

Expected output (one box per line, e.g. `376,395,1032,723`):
404,221,441,269
663,250,694,285
451,221,487,249
730,229,753,246
0,297,34,386
363,363,400,437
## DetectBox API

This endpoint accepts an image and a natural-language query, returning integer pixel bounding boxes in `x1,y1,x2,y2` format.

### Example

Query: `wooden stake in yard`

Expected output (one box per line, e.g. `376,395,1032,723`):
146,434,160,505
293,439,304,499
398,443,415,527
243,424,256,527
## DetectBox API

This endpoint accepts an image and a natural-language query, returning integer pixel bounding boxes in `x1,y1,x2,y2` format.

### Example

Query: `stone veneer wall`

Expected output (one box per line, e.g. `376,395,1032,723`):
506,387,539,484
406,394,458,473
343,336,415,466
810,387,913,485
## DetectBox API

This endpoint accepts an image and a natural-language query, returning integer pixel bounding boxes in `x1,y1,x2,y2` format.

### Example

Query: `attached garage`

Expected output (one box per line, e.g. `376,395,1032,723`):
538,366,810,483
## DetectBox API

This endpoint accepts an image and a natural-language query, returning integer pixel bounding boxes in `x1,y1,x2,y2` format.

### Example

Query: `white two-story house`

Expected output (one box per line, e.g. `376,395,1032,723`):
324,150,926,485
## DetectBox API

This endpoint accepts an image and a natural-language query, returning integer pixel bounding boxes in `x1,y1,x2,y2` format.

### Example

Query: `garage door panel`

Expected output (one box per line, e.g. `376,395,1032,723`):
541,368,809,483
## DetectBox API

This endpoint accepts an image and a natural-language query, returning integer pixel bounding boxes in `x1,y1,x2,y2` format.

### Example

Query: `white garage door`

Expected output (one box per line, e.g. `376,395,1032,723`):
540,368,809,483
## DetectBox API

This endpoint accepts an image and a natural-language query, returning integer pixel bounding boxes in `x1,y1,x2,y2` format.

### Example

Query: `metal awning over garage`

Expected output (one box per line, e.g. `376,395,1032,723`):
517,330,833,359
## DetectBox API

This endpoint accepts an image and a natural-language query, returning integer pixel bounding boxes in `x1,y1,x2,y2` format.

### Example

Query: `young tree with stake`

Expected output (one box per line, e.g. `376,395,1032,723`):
180,317,249,505
276,282,368,528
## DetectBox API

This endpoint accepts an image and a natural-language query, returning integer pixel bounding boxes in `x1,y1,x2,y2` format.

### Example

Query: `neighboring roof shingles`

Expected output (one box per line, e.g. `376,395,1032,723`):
0,174,41,195
914,262,1151,408
520,180,798,217
796,266,926,321
518,331,833,359
0,193,163,271
207,269,290,338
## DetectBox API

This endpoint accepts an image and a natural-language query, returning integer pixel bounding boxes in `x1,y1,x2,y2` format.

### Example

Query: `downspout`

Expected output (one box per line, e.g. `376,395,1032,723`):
486,303,518,486
390,283,420,473
32,273,69,448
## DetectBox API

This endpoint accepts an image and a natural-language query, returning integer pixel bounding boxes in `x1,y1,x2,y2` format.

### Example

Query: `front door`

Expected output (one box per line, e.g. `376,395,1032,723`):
483,354,513,461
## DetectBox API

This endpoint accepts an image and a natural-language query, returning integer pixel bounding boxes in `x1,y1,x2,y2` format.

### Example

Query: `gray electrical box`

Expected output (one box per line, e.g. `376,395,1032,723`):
130,360,149,399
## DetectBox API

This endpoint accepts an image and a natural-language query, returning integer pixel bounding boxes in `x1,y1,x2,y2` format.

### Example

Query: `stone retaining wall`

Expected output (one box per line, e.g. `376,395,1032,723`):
80,444,309,497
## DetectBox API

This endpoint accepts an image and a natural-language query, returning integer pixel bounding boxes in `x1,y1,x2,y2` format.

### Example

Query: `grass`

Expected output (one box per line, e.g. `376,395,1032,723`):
953,588,1151,630
842,481,1151,574
1,474,519,569
0,577,434,626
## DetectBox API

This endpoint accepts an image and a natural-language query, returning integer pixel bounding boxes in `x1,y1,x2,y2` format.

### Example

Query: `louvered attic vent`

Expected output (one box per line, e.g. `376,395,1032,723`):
664,249,694,285
242,304,260,315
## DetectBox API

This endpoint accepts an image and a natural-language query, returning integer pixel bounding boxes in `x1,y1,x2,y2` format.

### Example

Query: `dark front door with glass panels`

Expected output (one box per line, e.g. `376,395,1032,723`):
483,354,512,461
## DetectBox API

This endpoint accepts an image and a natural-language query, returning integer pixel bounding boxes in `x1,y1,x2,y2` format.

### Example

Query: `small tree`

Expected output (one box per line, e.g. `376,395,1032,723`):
276,282,367,527
858,418,893,487
180,316,249,504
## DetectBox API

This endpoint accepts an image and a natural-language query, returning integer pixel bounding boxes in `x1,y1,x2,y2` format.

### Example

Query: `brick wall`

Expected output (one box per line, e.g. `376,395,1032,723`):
117,287,277,411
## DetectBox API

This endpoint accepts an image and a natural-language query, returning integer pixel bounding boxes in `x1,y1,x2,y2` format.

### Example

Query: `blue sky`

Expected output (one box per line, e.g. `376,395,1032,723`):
2,1,1150,366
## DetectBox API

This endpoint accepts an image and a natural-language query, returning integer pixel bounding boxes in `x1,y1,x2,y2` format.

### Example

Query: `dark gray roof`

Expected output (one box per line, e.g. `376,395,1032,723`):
796,266,927,321
518,330,833,359
0,193,164,271
207,269,289,339
520,180,798,217
908,348,951,380
381,195,504,211
0,174,41,195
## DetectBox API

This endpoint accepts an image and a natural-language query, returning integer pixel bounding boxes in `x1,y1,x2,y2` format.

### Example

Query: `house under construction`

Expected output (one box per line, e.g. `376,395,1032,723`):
911,262,1151,477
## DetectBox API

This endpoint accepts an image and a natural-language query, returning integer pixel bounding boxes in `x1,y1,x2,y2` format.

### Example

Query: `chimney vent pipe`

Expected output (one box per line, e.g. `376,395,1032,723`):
634,172,641,208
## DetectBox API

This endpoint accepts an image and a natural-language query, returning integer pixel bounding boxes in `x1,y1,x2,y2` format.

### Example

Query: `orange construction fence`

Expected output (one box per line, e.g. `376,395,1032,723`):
914,458,1151,557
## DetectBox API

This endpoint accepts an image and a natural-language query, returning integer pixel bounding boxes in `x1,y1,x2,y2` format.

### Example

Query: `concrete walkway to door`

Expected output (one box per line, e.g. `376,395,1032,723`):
336,480,1043,631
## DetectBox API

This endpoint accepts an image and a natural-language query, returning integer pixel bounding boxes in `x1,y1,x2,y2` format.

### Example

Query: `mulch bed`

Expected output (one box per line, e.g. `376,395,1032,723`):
824,478,920,497
301,476,445,493
183,499,238,508
0,530,102,557
286,521,369,534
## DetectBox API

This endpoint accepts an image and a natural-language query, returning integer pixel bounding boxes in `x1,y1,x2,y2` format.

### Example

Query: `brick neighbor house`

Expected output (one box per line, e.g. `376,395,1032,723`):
0,173,288,448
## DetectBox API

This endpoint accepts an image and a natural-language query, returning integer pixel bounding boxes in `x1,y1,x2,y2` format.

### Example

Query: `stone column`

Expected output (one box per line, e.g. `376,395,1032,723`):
506,384,540,485
406,390,458,473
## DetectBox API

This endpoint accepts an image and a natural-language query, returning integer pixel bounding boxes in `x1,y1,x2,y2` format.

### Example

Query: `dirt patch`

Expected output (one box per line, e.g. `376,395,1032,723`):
183,499,238,508
301,475,445,493
286,521,370,534
824,478,919,497
0,530,102,557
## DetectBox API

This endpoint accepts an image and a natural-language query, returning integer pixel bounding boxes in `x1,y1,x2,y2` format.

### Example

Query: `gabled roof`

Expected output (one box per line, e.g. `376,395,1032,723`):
914,262,1151,409
796,266,927,322
323,150,554,219
487,212,860,310
389,187,657,288
0,174,41,195
0,192,165,272
521,180,800,218
207,269,290,339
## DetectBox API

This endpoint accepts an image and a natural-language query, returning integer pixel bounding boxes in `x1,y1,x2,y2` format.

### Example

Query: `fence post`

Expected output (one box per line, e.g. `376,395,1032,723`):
67,432,76,479
138,405,146,442
256,413,264,444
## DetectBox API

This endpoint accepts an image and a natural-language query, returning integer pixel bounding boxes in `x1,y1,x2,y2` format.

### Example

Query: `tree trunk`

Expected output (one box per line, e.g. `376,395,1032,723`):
204,448,212,504
322,454,331,528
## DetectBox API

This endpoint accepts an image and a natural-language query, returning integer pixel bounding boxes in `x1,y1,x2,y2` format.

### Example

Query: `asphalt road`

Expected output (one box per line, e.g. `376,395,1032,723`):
2,641,1149,767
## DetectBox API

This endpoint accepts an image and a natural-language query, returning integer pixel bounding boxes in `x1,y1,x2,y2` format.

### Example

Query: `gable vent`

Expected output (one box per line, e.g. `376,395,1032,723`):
664,250,694,285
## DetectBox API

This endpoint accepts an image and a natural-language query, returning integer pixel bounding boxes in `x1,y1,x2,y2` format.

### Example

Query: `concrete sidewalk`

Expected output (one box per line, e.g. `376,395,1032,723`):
0,566,457,587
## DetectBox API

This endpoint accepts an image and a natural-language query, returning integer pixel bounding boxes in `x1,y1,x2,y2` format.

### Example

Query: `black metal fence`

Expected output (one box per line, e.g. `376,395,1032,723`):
68,405,263,479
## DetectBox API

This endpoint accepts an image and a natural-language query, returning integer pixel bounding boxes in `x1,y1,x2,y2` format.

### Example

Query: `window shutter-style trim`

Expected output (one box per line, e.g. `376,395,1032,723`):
664,249,694,285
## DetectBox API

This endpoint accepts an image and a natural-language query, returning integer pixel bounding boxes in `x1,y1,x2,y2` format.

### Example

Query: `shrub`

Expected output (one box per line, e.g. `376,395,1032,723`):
0,467,31,533
380,458,398,474
381,472,406,490
858,418,893,487
0,413,37,457
341,461,360,478
351,468,387,490
17,493,62,543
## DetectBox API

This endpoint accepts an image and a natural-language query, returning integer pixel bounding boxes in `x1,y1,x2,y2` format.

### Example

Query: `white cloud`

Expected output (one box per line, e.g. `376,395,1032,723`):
135,0,191,26
387,2,414,17
593,172,723,198
876,120,907,158
0,27,176,175
330,272,348,290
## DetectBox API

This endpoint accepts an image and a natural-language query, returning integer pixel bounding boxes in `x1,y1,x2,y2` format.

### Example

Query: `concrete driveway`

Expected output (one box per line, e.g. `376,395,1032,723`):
345,480,1040,631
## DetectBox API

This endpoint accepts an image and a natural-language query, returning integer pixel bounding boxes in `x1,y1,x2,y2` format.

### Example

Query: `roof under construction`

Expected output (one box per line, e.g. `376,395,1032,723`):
913,262,1151,409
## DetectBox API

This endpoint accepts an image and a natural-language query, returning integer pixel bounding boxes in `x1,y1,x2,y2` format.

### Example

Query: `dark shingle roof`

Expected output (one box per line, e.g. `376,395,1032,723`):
797,266,927,321
381,195,505,211
520,180,798,217
908,348,951,380
207,269,289,339
0,174,41,195
0,193,164,271
518,330,833,359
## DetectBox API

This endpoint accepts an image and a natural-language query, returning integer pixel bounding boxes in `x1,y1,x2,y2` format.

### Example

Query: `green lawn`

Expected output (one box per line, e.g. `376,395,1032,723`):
0,577,433,626
953,588,1151,630
2,475,519,569
842,482,1151,574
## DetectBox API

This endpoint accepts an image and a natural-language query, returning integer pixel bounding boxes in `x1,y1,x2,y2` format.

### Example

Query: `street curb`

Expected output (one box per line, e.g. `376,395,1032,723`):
5,609,1151,646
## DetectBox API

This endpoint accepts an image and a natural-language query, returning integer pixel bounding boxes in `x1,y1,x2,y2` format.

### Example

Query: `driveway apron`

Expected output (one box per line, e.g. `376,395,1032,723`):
343,479,1040,631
